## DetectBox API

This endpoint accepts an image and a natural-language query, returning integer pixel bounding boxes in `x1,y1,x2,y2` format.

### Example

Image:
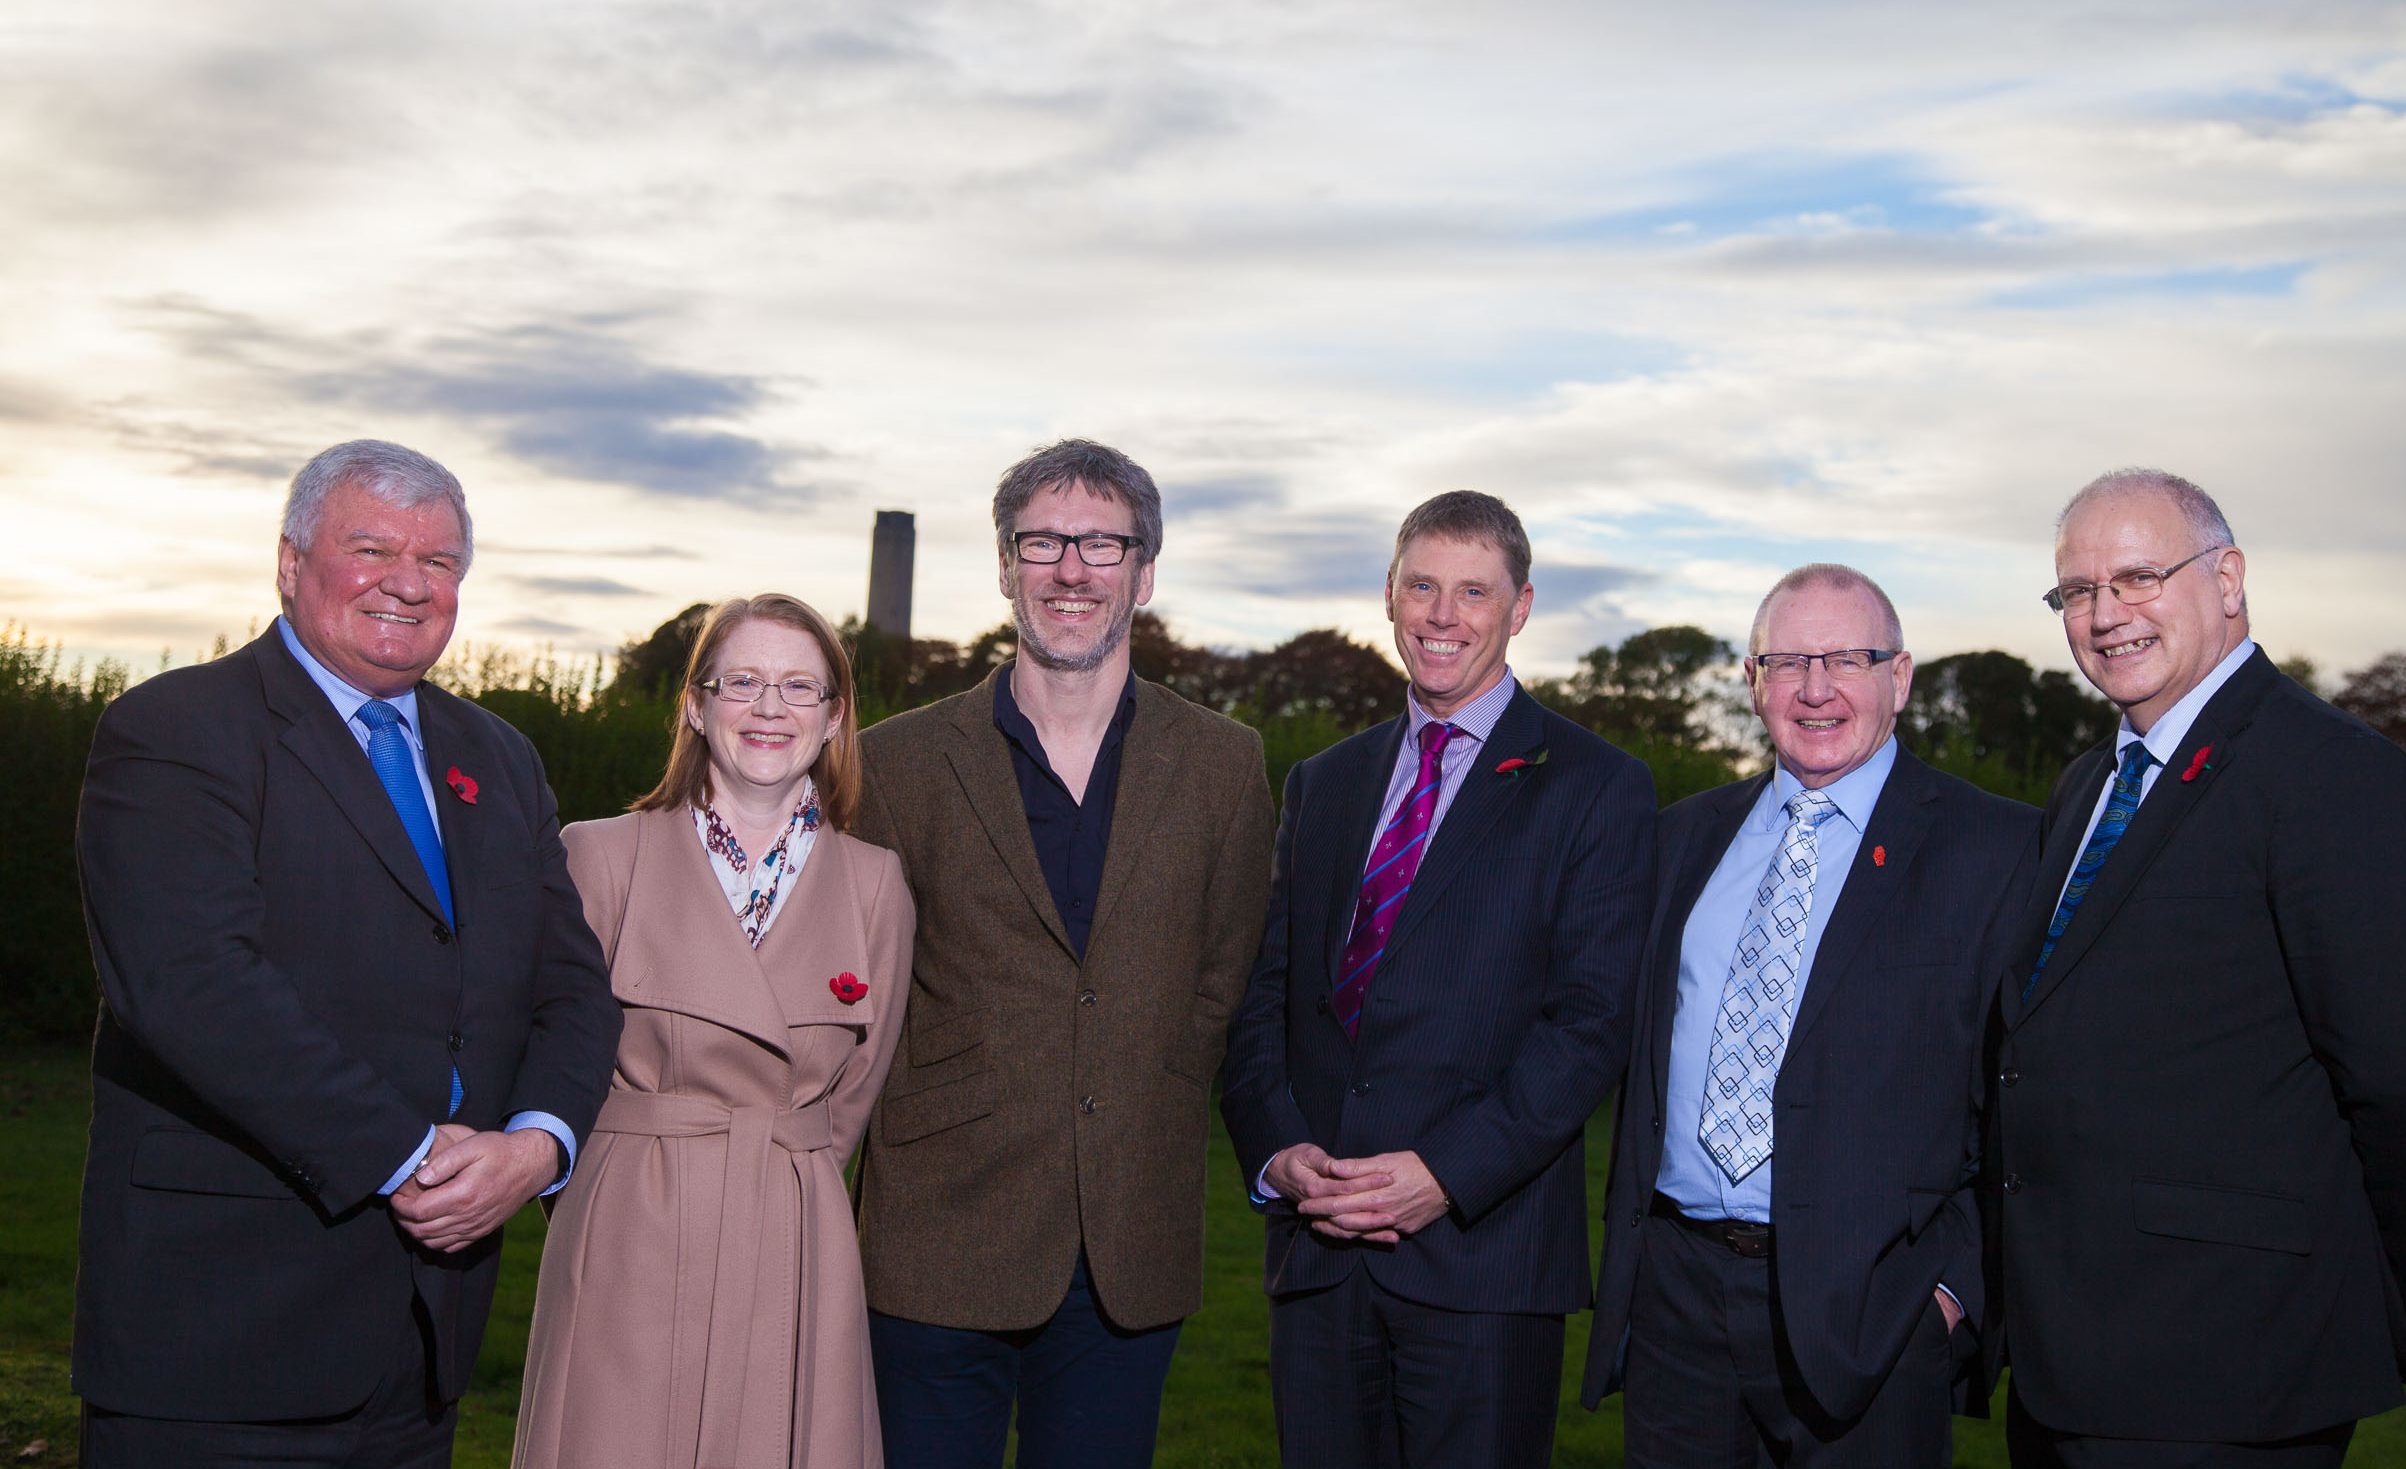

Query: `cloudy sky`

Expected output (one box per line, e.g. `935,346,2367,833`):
7,1,2404,686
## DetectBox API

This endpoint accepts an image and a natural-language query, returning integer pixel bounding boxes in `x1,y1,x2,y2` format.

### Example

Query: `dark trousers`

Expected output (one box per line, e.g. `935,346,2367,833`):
1621,1210,1954,1468
870,1252,1182,1469
80,1298,454,1469
2006,1386,2353,1468
1267,1264,1564,1469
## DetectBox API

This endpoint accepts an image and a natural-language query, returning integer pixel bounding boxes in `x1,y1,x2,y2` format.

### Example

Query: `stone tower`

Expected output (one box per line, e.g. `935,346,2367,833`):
866,510,915,641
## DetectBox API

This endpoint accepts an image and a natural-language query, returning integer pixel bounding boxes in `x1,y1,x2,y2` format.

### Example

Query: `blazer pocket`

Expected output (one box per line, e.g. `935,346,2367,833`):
2130,1176,2311,1255
128,1125,297,1199
879,1067,995,1146
905,1001,994,1068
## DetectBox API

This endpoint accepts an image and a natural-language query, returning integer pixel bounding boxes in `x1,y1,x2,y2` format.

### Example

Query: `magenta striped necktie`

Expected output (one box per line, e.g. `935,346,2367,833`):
1333,720,1457,1035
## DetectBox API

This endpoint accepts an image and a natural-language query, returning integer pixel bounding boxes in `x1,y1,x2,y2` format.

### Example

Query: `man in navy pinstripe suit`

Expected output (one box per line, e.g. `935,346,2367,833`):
1221,490,1658,1468
1582,565,2037,1466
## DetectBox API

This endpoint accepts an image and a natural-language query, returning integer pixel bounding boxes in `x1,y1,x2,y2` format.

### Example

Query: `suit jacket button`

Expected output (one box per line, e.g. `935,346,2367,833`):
2003,1172,2024,1195
1629,1211,1643,1228
432,923,452,944
1351,1081,1371,1097
1650,1115,1664,1133
448,1031,465,1053
1079,1096,1098,1115
1999,1068,2021,1087
1078,989,1097,1007
1315,995,1331,1015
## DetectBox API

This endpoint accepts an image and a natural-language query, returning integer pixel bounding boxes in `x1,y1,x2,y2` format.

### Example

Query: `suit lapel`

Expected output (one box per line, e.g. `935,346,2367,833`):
2015,651,2275,1022
1785,750,1938,1054
1323,716,1410,988
1383,687,1544,959
418,687,479,925
617,806,795,1055
1644,777,1765,1120
1087,686,1173,948
941,674,1076,960
256,633,449,924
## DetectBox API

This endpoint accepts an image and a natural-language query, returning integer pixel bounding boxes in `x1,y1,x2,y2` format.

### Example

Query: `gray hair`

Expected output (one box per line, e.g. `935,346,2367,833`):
282,440,474,568
2057,467,2236,550
1749,563,1904,653
992,438,1164,567
1390,490,1533,590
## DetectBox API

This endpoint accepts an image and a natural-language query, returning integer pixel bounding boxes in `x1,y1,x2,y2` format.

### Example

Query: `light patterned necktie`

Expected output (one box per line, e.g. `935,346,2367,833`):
1333,719,1457,1036
1699,787,1838,1185
2022,741,2153,1002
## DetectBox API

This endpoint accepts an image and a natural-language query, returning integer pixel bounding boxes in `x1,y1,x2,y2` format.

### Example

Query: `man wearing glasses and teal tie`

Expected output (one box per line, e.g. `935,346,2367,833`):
1992,468,2406,1467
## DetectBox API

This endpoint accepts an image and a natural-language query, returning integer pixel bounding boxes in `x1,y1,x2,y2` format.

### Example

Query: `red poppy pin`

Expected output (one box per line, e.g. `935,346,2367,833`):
1872,845,1887,867
445,766,478,804
2181,745,2214,783
1495,748,1550,775
828,972,868,1005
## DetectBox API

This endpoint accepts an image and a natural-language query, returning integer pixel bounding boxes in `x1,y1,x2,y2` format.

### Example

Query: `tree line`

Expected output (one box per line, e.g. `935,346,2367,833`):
7,615,2403,1043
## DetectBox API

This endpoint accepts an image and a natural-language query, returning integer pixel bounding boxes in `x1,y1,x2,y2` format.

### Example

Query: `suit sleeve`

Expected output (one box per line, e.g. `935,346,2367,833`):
1220,762,1318,1193
1416,754,1659,1220
492,732,621,1145
1182,729,1276,1084
77,694,428,1214
2273,727,2406,1296
1948,811,2041,1343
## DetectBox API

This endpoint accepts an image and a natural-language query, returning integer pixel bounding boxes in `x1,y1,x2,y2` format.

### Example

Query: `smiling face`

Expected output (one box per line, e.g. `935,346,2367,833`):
999,481,1155,675
687,617,838,810
2054,490,2248,733
275,479,466,697
1750,580,1913,789
1385,534,1532,719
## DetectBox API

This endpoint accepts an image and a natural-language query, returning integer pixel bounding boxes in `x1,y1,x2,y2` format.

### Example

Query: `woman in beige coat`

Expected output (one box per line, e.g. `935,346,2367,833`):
515,593,911,1469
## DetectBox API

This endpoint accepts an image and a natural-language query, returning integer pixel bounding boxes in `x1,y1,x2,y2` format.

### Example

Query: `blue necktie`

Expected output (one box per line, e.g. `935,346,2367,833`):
2024,742,2153,1002
357,699,462,1117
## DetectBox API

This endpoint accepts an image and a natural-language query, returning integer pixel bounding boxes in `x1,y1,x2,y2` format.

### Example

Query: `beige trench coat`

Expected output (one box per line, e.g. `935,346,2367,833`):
514,807,912,1469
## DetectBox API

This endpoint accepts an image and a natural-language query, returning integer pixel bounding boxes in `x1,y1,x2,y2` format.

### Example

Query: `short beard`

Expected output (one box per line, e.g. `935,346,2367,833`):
1013,592,1136,674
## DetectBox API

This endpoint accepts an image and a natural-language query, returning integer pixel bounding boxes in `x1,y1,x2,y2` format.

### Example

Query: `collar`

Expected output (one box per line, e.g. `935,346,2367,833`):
1761,734,1898,833
1405,668,1517,747
993,659,1139,748
275,616,424,748
2116,636,2257,769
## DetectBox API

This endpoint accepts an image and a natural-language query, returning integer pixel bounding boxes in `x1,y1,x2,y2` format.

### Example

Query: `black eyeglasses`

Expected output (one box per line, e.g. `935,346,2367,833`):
1750,649,1900,682
2043,547,2222,615
1011,530,1142,566
700,674,832,707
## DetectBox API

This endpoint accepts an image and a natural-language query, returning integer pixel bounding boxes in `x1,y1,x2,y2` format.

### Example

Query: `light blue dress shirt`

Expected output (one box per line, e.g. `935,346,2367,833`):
273,618,576,1198
1656,736,1898,1224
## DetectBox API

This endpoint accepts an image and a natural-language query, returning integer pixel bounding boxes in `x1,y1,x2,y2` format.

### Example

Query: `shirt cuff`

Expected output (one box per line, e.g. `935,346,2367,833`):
380,1125,438,1197
1935,1283,1963,1315
507,1111,578,1196
1253,1159,1281,1205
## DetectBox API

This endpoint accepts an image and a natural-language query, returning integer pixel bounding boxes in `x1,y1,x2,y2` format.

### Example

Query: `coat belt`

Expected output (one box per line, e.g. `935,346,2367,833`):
593,1090,834,1467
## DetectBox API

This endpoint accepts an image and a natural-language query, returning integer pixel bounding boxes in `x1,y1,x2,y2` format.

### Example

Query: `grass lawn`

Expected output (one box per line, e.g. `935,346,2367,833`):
8,1043,2406,1467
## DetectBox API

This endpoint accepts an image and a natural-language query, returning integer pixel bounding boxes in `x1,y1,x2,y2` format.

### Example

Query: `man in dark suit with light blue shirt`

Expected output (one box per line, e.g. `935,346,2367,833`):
74,439,620,1467
1993,469,2406,1467
1583,563,2037,1466
1222,490,1658,1468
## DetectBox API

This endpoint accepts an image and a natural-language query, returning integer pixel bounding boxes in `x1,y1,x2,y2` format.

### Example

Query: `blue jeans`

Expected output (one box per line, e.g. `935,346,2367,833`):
869,1253,1182,1469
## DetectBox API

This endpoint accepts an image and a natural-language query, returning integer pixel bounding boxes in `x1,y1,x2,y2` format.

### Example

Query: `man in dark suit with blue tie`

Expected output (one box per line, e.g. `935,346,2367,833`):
1220,490,1658,1467
1993,469,2406,1466
73,440,620,1466
1582,564,2037,1465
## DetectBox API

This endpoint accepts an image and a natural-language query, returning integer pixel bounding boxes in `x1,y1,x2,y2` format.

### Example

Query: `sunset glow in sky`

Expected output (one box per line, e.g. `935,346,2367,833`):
8,3,2404,682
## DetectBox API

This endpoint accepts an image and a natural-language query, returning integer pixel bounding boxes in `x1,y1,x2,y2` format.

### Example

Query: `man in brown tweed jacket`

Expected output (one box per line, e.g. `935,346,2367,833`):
852,438,1275,1469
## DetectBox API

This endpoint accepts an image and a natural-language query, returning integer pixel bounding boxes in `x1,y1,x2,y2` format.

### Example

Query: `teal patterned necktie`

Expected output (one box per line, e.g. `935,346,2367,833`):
2024,742,2154,1002
1699,787,1838,1185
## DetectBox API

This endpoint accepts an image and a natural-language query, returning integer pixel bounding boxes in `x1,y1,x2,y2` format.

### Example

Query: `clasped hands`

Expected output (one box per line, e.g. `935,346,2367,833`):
1264,1143,1451,1245
390,1123,559,1253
